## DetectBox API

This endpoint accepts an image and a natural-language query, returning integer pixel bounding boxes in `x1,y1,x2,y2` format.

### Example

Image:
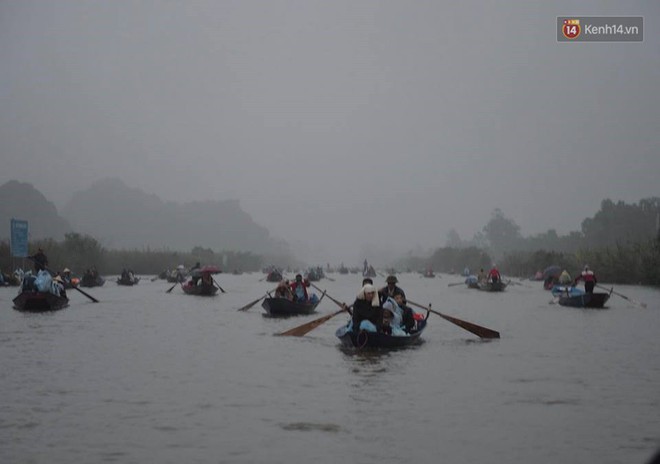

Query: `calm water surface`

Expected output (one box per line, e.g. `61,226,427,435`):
1,273,659,463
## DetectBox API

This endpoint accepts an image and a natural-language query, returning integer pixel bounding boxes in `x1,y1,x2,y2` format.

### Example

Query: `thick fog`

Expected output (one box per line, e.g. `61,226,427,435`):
1,1,658,264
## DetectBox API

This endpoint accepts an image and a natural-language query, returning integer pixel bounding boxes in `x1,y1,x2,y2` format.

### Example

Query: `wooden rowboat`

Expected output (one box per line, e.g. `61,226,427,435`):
558,292,610,309
13,291,69,312
336,311,430,349
262,293,324,317
181,282,218,296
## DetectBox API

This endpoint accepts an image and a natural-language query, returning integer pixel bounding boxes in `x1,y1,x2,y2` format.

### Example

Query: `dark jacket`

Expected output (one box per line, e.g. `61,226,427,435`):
352,298,382,332
31,251,48,272
378,285,406,305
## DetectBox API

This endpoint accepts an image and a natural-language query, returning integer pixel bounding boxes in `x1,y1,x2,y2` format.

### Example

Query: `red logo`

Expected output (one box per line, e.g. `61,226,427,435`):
562,19,581,39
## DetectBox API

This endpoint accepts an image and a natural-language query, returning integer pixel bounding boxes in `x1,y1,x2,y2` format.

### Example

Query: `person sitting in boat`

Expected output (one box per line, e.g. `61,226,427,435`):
61,268,73,286
351,284,382,333
29,248,48,273
558,269,572,285
199,271,213,288
487,265,501,284
289,274,311,302
275,279,293,300
573,265,597,293
382,293,411,336
53,275,67,298
477,268,487,283
379,275,406,305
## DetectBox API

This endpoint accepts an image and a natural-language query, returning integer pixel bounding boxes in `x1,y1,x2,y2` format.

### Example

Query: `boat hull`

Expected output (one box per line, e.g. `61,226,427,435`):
262,297,319,317
336,319,428,349
181,284,218,296
13,292,69,312
558,292,610,308
80,276,105,288
478,281,508,292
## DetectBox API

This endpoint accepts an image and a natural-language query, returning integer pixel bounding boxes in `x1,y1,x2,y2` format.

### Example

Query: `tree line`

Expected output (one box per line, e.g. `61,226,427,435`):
0,233,278,276
399,197,660,286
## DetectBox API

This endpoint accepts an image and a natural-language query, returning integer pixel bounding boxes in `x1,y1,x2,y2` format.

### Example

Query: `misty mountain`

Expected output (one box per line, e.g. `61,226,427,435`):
61,178,288,254
0,180,72,240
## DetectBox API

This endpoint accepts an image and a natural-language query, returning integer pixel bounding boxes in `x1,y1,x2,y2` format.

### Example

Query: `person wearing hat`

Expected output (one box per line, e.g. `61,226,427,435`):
61,268,73,287
289,274,311,302
573,265,597,293
53,275,67,298
351,284,382,333
379,275,406,305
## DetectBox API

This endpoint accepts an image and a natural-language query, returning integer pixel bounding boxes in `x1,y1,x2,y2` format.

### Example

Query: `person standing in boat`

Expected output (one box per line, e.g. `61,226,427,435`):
477,268,487,283
29,248,48,273
574,265,597,293
379,275,406,305
290,274,310,302
487,265,501,284
351,284,382,333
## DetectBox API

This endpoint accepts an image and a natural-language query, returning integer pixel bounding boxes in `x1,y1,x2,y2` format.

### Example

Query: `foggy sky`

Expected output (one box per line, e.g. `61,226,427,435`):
1,1,659,264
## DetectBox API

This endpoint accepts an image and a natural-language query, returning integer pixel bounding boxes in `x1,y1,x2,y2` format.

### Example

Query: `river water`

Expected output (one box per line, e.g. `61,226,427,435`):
1,273,659,464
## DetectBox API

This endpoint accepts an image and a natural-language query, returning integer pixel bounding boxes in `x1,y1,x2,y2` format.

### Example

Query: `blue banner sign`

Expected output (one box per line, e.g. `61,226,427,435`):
10,218,29,258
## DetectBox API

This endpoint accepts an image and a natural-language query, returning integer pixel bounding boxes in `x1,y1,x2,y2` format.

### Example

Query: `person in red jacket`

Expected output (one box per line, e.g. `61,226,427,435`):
488,265,502,284
290,274,310,302
574,265,597,293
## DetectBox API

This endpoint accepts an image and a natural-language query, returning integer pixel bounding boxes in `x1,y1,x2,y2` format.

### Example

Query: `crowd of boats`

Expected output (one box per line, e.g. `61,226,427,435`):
4,254,646,349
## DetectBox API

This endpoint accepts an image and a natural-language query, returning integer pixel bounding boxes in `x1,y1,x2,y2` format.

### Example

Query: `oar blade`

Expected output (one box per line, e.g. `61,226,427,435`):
277,309,345,337
408,300,500,339
437,311,500,339
166,283,178,293
237,295,265,311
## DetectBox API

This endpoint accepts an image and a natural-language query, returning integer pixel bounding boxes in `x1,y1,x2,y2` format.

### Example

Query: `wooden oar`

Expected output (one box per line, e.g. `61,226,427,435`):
238,286,281,311
447,282,465,287
72,285,100,303
407,300,500,339
310,283,345,308
596,284,647,308
166,282,179,293
237,293,268,311
277,285,352,336
212,277,226,293
277,307,348,337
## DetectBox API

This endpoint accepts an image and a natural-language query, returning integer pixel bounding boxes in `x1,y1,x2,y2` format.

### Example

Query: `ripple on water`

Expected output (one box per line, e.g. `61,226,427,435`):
279,422,342,433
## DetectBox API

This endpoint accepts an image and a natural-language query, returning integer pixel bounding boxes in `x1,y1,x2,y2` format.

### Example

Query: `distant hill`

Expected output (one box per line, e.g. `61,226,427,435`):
61,178,288,254
0,180,72,240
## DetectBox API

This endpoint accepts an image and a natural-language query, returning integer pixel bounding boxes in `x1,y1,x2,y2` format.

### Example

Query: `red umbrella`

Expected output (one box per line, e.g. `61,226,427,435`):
199,265,221,274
